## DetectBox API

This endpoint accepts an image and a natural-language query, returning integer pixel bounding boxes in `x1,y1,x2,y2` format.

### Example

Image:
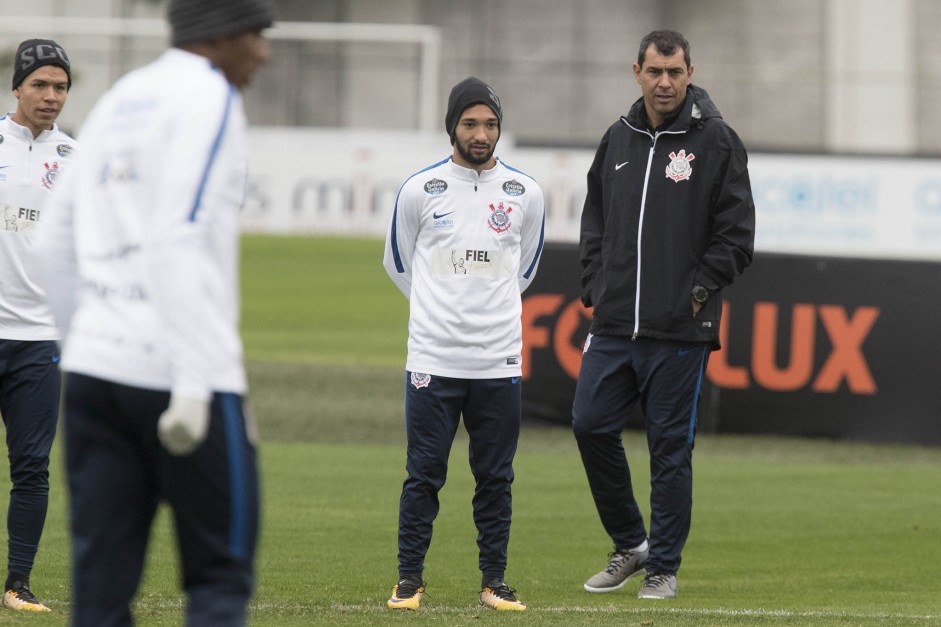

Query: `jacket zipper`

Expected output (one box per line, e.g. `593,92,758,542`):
633,137,656,339
625,122,687,340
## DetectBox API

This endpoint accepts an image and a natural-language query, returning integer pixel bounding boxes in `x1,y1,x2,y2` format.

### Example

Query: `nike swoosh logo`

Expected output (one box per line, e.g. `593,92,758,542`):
432,211,455,219
615,161,629,170
677,348,697,356
511,377,521,384
52,355,61,363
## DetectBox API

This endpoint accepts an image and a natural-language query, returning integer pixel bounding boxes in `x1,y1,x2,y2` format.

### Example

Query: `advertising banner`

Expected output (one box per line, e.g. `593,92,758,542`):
244,128,941,262
522,245,941,446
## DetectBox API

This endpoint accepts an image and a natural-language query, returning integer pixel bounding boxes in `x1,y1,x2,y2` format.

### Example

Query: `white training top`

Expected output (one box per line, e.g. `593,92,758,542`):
39,48,248,400
0,115,76,341
383,157,545,379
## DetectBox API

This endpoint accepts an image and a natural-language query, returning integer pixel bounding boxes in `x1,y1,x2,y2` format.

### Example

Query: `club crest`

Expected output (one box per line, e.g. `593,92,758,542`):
410,372,431,389
665,149,695,182
41,161,60,190
487,201,512,233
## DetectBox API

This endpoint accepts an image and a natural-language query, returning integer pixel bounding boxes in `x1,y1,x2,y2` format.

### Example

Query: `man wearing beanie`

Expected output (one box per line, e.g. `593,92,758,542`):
37,1,272,625
383,77,546,611
0,38,76,613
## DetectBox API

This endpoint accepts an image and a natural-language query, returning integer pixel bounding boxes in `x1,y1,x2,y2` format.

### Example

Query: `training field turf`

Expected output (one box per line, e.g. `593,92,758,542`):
1,235,939,626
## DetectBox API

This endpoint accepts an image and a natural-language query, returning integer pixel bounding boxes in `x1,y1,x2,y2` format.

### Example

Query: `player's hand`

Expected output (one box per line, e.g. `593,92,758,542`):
158,395,211,456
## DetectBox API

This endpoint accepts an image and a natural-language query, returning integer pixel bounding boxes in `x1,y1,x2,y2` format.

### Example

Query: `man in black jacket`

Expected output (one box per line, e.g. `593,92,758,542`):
573,29,755,599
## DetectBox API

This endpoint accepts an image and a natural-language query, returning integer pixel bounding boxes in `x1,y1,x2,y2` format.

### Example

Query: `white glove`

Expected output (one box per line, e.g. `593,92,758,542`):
157,395,211,456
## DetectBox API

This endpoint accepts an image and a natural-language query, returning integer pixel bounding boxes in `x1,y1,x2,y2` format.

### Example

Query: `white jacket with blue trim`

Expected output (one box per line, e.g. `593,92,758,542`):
0,115,76,340
39,48,247,399
383,157,545,379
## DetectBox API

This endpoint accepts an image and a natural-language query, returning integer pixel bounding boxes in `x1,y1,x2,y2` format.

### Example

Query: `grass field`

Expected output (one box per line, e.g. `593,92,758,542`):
1,235,939,626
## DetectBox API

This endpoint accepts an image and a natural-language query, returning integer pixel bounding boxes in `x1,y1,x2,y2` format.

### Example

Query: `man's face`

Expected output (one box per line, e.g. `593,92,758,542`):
12,65,69,135
633,44,693,129
213,29,270,89
452,103,500,170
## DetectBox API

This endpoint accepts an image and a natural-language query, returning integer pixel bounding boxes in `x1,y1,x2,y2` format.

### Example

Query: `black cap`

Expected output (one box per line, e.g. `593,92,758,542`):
12,39,71,90
169,0,274,47
445,77,502,143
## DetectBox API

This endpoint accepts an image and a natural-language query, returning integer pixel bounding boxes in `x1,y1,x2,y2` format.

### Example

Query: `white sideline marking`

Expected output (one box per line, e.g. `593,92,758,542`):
337,603,940,622
132,599,941,623
544,606,941,622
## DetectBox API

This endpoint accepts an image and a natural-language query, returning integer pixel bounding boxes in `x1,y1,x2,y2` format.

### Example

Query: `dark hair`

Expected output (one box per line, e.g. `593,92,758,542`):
637,30,690,68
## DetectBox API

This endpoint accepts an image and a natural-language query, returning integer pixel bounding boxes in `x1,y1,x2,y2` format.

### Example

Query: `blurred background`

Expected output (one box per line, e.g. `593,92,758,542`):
1,0,938,155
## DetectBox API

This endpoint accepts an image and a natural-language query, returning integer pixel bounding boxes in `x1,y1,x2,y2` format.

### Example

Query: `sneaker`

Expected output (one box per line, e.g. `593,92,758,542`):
479,579,526,611
637,572,677,599
583,545,648,593
3,581,51,612
387,577,424,610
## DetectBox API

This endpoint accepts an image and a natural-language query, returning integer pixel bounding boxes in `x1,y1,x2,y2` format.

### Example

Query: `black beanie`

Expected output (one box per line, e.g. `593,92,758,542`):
445,77,502,142
12,39,71,90
169,0,275,47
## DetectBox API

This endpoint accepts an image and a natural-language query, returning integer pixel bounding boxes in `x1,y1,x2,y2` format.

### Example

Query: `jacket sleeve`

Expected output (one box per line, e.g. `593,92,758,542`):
382,182,420,299
694,128,755,291
37,150,81,341
578,131,609,307
517,182,545,293
148,82,240,402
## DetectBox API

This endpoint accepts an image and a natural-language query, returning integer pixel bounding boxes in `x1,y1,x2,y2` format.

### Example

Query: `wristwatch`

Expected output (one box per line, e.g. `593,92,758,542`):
691,285,710,306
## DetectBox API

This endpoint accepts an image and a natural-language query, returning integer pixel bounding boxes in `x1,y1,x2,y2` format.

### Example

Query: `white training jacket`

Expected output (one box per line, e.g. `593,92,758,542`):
0,115,76,341
39,49,247,400
383,157,545,379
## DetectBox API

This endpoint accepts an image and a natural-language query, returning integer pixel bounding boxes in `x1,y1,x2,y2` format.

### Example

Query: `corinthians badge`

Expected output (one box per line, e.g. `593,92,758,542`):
41,161,60,190
410,372,431,389
487,202,513,233
665,149,695,182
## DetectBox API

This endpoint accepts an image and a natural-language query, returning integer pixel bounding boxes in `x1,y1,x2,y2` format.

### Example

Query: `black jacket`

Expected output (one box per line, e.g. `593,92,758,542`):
579,84,755,348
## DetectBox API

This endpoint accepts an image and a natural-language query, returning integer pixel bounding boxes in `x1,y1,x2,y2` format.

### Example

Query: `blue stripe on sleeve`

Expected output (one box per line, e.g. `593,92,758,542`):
390,189,405,273
523,213,545,279
500,161,545,280
188,85,235,222
390,156,451,273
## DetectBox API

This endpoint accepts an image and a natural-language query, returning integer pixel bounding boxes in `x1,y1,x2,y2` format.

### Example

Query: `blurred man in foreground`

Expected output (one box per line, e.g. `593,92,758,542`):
38,0,273,624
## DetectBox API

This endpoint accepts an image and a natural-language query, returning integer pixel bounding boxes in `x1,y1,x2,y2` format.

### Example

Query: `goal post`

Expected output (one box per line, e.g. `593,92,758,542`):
0,17,441,132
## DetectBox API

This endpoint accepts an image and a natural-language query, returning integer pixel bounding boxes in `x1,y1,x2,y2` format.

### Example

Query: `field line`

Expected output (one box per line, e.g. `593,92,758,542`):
124,598,941,623
238,601,941,622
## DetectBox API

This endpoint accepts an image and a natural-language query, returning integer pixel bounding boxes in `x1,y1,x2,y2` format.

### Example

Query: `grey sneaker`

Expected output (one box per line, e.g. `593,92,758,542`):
637,573,677,599
583,545,648,593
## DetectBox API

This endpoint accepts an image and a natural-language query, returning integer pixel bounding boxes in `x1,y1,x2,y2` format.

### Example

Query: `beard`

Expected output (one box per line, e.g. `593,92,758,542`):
455,139,495,166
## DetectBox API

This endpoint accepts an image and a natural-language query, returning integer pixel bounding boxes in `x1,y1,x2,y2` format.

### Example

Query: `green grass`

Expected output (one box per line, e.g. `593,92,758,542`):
240,235,409,366
1,235,939,626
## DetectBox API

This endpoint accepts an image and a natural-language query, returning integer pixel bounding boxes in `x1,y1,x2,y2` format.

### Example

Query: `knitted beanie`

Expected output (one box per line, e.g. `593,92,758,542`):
12,39,71,90
169,0,275,47
444,76,502,142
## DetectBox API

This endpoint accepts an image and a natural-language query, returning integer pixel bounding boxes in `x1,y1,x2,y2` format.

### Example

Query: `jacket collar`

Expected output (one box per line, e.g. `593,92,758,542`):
623,84,719,133
0,113,60,142
446,156,502,182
